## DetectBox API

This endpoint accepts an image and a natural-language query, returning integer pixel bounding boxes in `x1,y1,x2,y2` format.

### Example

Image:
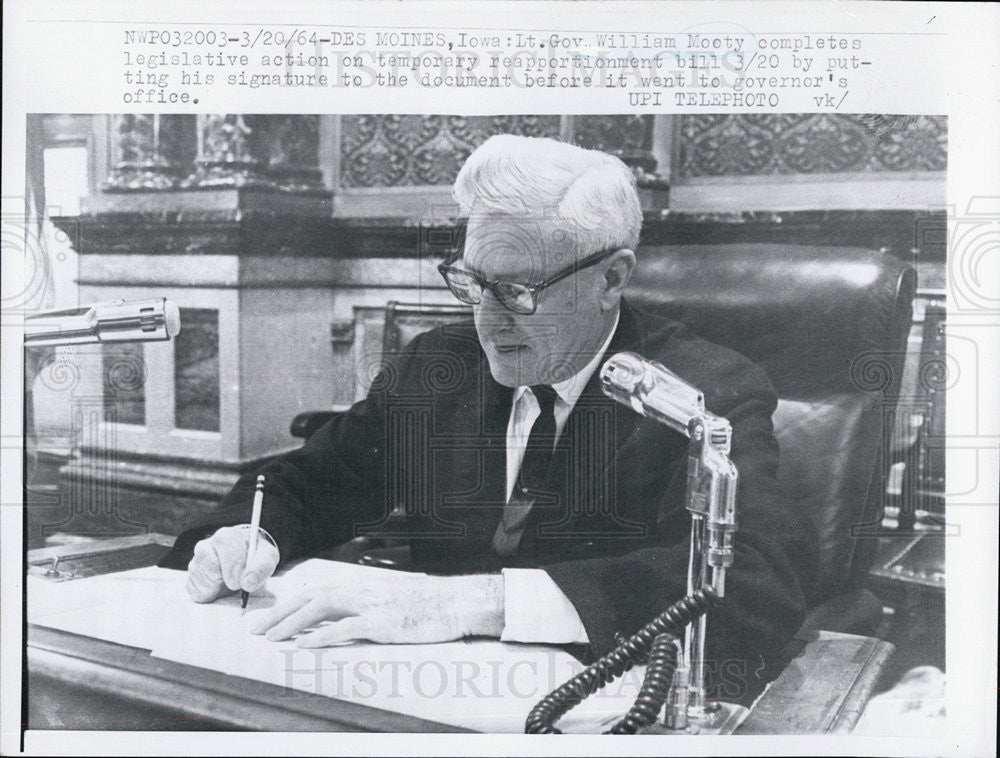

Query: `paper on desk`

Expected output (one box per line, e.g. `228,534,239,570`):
28,564,235,651
26,559,401,651
28,559,645,732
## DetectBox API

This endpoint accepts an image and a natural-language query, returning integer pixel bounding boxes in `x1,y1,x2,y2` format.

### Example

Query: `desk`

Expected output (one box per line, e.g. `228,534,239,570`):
25,535,893,734
29,626,463,732
867,531,945,685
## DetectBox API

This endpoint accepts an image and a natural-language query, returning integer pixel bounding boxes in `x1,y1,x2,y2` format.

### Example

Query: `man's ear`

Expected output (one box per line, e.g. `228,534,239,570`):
599,248,637,310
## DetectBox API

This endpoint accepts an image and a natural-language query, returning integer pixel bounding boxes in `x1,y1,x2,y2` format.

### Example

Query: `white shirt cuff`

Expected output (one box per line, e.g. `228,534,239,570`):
499,568,590,645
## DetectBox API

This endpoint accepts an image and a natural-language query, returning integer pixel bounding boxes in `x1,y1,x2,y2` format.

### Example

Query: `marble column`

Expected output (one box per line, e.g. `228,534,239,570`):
184,114,326,193
104,115,195,191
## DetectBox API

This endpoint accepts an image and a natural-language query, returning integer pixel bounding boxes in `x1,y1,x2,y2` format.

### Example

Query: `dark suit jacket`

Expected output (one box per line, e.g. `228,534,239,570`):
164,300,818,700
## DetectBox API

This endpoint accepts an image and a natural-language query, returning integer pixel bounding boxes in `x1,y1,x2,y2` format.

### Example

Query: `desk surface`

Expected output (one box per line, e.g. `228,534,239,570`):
25,534,892,734
29,624,465,732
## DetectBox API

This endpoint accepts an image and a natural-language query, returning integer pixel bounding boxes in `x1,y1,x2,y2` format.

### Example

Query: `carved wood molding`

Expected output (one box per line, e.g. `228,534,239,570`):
51,209,948,262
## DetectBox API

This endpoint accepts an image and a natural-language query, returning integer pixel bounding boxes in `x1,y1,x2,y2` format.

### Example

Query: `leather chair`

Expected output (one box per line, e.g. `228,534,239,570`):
290,301,473,440
627,243,916,634
294,244,917,637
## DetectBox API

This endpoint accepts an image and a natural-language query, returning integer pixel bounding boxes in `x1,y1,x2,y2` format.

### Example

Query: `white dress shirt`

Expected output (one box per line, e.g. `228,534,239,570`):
499,311,620,645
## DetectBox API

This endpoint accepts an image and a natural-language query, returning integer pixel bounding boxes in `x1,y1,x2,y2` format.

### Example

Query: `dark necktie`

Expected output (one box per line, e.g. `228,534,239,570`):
493,384,558,556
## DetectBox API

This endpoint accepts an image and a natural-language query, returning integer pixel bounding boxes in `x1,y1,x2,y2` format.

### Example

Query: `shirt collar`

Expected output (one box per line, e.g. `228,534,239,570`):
515,309,621,408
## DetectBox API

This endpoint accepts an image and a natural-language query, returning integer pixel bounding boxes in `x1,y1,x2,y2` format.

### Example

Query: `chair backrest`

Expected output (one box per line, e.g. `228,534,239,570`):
913,302,946,502
628,244,916,602
382,301,473,354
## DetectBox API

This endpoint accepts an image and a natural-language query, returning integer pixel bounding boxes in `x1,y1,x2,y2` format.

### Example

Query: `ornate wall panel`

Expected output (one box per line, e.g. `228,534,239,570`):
339,115,562,187
571,115,654,153
340,115,662,188
677,114,947,177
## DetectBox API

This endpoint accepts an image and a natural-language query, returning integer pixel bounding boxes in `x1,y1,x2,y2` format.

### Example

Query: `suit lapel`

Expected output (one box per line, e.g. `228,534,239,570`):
521,302,649,543
571,300,648,457
438,348,512,541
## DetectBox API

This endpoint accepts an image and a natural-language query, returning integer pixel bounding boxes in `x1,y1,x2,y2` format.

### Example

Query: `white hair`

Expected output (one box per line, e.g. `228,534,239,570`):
453,134,642,253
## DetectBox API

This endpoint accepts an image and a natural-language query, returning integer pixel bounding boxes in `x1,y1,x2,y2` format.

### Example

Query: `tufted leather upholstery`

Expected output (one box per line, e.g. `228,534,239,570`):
629,244,916,607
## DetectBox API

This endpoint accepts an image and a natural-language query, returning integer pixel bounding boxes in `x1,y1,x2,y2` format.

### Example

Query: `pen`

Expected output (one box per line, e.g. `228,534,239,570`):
241,474,266,615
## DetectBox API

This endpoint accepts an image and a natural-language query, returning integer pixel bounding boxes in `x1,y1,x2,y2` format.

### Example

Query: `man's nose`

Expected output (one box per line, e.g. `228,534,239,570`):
476,289,515,326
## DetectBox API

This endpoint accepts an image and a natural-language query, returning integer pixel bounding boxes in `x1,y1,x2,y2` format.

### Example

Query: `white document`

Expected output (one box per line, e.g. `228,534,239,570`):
28,559,645,732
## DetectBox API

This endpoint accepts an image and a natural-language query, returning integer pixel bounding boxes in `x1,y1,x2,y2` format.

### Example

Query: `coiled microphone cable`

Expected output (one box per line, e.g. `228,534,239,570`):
524,586,719,734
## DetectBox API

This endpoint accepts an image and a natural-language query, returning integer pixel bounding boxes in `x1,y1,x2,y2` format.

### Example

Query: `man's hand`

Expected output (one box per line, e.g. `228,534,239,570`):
248,573,504,647
186,525,280,603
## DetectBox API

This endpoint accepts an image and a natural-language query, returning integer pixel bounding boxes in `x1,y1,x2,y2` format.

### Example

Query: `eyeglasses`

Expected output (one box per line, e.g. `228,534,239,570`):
437,247,618,315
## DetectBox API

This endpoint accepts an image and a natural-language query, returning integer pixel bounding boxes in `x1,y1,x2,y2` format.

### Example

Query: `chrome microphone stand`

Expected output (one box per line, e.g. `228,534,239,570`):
600,352,745,734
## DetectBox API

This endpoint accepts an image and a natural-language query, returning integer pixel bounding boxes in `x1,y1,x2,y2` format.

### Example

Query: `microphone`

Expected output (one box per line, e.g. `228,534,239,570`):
601,349,737,584
600,349,738,724
599,351,706,437
24,298,181,348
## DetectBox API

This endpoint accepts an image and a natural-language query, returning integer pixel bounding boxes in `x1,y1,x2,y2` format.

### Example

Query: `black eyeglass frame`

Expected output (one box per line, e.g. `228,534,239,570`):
437,246,620,315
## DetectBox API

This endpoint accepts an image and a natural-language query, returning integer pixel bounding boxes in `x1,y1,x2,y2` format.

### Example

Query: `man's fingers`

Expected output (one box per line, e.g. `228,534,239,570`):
185,527,277,603
186,570,224,603
264,598,343,641
240,541,279,592
187,540,227,602
247,592,312,635
190,539,223,582
213,528,249,590
249,585,354,637
296,616,372,648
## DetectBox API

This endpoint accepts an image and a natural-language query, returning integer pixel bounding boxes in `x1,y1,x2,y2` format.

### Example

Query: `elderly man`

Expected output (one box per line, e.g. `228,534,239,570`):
164,134,816,698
